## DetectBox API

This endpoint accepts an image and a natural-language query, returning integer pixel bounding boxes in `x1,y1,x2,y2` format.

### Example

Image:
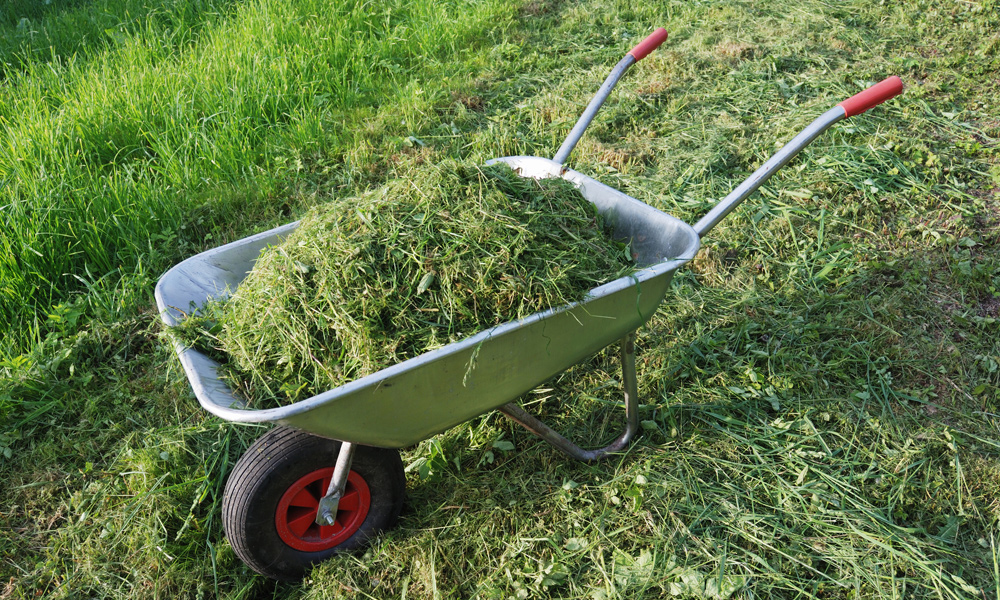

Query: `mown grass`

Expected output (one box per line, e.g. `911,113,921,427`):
1,0,999,598
198,161,632,407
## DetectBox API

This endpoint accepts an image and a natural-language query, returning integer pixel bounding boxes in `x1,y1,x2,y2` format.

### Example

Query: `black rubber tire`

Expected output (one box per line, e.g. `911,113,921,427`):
222,427,405,581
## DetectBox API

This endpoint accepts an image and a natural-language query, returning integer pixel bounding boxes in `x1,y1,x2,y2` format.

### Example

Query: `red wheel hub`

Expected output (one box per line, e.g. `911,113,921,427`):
275,468,371,552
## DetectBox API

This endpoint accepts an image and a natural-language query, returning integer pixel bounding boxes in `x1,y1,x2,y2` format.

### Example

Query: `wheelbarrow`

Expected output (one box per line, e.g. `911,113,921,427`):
155,27,903,581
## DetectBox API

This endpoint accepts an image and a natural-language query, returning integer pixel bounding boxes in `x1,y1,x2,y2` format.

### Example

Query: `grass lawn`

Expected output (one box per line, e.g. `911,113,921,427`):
1,0,999,598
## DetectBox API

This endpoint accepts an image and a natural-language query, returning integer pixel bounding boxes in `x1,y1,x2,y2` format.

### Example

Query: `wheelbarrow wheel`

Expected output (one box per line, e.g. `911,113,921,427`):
222,426,405,581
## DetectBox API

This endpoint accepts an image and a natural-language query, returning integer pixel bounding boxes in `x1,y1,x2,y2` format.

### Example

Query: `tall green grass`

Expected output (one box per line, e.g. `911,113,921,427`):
0,0,511,358
0,0,237,78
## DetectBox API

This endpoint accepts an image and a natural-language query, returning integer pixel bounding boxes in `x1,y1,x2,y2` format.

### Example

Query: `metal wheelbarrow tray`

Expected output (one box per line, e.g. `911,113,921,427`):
155,27,903,581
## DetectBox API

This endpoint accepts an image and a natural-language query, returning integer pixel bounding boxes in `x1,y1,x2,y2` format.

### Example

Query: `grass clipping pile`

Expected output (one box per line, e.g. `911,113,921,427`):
212,161,634,407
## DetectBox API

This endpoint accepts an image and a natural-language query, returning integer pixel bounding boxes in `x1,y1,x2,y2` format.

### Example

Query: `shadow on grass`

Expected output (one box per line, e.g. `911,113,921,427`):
0,0,243,79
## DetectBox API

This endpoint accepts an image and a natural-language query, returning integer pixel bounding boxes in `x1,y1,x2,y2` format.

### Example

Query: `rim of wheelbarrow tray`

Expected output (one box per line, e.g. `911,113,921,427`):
154,159,701,442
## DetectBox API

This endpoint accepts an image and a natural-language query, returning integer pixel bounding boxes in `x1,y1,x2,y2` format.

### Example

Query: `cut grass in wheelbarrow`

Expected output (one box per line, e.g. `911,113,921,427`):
155,25,904,581
178,160,636,408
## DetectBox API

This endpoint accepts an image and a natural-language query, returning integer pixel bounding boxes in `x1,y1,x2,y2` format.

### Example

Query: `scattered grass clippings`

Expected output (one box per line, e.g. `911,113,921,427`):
198,161,633,405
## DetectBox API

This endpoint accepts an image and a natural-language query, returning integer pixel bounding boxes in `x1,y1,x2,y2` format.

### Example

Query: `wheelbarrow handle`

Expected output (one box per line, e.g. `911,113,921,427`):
692,76,904,238
628,27,669,62
553,28,668,165
839,75,904,117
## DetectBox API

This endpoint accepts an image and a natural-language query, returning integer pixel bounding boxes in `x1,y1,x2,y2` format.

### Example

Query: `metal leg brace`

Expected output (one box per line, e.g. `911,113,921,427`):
499,333,640,462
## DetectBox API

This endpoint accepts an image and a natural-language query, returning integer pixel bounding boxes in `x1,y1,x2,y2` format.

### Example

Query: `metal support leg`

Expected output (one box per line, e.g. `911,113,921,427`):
316,441,356,526
499,334,640,462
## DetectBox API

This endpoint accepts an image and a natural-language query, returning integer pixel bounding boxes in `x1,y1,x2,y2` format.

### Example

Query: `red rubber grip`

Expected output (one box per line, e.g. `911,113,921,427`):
628,28,668,61
838,76,904,118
